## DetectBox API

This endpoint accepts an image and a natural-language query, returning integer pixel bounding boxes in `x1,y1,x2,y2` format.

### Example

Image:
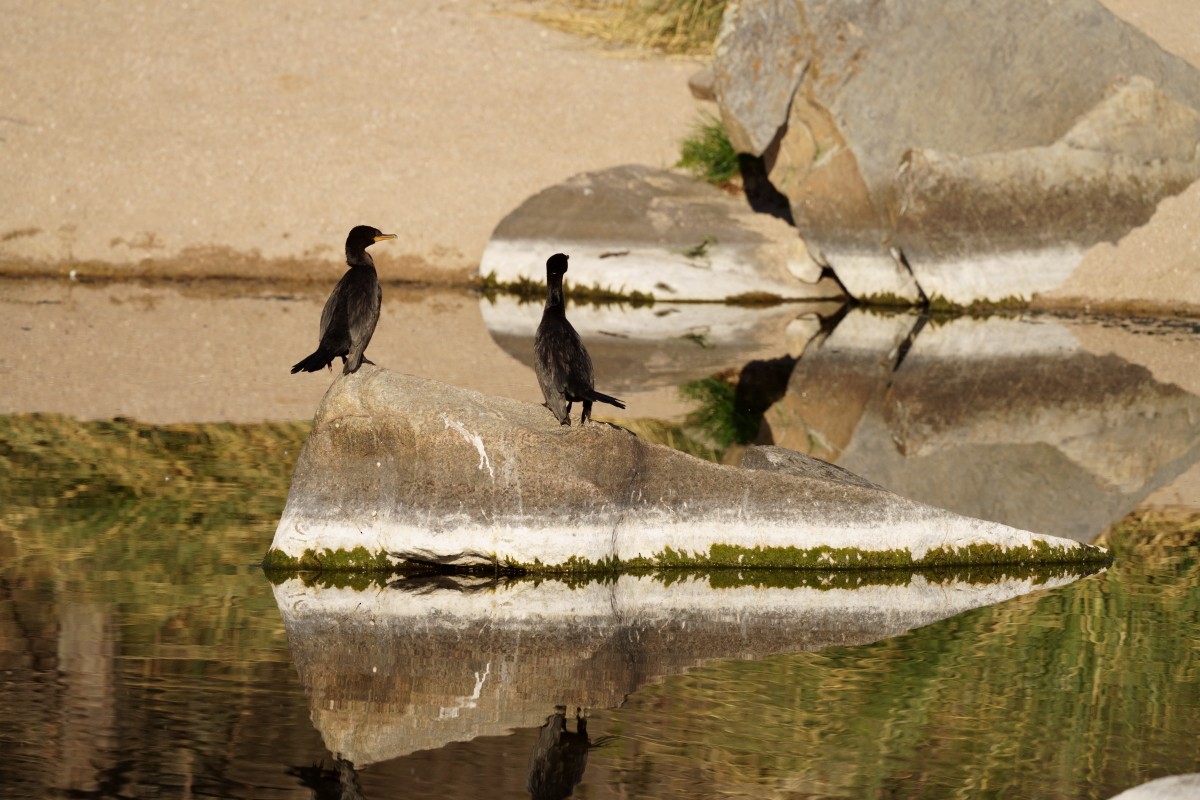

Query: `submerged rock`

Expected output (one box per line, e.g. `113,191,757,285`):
265,366,1105,571
476,164,842,302
712,0,1200,304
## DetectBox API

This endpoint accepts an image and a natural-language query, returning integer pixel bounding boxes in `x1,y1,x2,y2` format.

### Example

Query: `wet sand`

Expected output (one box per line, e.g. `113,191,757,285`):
0,278,540,424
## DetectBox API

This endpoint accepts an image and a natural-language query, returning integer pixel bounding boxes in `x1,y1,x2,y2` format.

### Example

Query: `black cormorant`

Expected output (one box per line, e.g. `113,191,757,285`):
291,225,396,375
533,253,626,425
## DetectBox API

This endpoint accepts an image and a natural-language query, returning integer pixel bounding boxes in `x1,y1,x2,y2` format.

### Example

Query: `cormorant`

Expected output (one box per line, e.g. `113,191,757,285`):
533,253,626,425
291,225,396,375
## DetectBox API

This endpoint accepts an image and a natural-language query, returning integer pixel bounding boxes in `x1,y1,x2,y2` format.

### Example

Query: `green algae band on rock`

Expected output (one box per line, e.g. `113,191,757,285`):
264,366,1108,573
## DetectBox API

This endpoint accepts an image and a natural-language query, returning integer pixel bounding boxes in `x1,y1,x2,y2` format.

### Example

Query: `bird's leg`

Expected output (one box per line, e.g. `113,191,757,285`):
563,401,573,426
581,401,593,425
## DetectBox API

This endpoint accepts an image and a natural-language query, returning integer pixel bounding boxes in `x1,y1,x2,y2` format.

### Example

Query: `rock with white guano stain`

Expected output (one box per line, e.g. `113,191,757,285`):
265,366,1106,571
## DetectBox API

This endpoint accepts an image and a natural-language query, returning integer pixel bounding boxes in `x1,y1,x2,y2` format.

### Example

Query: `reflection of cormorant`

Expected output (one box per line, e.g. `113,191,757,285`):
285,758,365,800
527,706,591,800
533,254,626,424
291,225,396,375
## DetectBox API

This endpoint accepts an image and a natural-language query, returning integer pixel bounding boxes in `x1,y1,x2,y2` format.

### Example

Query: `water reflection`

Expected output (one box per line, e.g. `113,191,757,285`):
0,432,1194,798
272,567,1094,768
527,706,597,800
5,280,1200,798
760,310,1200,542
479,293,839,395
286,758,365,800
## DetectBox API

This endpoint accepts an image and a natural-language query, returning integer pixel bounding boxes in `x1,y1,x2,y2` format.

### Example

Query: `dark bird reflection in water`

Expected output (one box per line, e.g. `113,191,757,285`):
286,758,364,800
291,225,396,375
534,253,626,425
527,706,604,800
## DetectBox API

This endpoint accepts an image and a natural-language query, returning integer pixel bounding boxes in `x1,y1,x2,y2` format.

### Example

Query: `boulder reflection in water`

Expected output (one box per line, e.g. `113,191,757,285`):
272,567,1097,769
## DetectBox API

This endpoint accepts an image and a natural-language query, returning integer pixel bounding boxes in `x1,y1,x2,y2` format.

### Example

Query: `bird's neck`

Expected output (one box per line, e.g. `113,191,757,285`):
346,250,375,269
545,274,565,308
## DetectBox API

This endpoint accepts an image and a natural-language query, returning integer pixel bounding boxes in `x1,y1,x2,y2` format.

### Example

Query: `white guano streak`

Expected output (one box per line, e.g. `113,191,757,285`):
441,414,494,480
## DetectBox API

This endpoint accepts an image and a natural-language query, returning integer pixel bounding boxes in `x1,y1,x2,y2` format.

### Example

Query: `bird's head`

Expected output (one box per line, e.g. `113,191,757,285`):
546,252,569,280
346,225,397,254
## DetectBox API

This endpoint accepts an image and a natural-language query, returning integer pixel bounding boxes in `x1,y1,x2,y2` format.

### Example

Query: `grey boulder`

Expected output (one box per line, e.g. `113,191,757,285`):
265,366,1106,571
713,0,1200,304
476,164,841,302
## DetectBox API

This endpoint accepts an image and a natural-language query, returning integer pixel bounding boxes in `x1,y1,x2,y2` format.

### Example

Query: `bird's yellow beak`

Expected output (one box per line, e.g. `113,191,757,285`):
374,233,397,243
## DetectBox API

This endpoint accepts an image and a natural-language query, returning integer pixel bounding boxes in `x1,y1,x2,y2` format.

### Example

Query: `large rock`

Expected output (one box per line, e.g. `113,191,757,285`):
713,0,1200,304
274,567,1094,765
477,165,842,302
265,366,1105,571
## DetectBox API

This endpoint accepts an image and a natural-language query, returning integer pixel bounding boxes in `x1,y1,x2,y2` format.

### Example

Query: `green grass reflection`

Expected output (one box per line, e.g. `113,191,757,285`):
592,519,1200,799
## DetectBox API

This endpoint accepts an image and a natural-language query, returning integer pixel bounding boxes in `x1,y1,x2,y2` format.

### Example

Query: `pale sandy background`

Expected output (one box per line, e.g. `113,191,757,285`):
1,0,1198,303
0,0,702,278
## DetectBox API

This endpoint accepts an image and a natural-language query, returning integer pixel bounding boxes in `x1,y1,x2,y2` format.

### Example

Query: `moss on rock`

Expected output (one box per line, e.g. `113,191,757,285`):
261,546,395,573
264,538,1110,576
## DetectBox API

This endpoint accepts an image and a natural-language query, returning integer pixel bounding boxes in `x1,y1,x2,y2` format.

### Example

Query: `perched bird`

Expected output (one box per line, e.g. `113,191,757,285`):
291,225,396,375
533,253,626,425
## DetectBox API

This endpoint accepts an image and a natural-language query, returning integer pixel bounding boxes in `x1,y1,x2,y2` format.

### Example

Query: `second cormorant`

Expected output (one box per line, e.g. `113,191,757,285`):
533,253,626,425
291,225,396,375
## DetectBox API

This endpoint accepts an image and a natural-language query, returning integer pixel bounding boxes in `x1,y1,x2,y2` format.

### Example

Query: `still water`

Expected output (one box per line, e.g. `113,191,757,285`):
2,280,1200,799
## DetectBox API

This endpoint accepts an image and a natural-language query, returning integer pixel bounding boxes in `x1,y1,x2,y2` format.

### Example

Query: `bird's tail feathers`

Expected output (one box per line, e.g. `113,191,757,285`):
587,390,626,409
291,350,333,374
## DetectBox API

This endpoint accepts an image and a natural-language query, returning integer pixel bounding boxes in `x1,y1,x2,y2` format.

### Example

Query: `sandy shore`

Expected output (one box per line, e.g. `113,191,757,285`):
2,1,1198,307
0,0,702,280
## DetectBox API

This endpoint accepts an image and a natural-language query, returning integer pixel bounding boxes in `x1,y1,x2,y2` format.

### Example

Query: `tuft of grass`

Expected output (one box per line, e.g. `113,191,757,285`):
474,271,655,308
682,234,718,259
680,374,762,453
676,112,740,186
530,0,727,56
724,291,785,306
